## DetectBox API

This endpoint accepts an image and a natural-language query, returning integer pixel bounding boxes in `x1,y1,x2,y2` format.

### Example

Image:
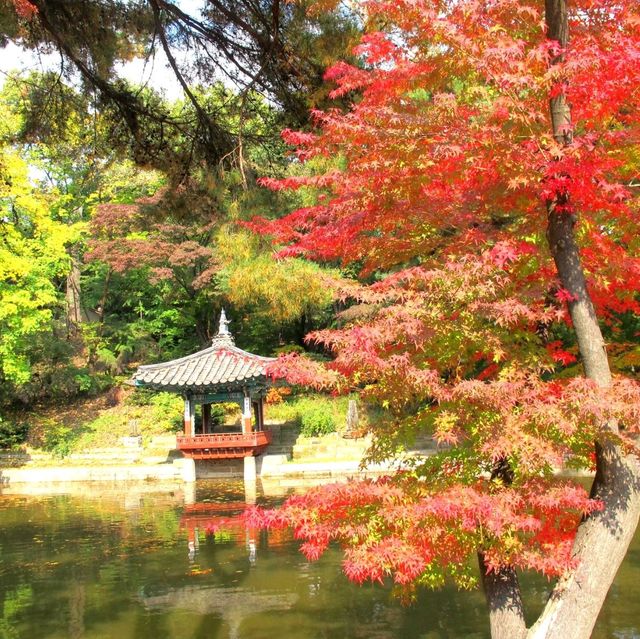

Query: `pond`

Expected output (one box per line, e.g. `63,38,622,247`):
0,479,638,639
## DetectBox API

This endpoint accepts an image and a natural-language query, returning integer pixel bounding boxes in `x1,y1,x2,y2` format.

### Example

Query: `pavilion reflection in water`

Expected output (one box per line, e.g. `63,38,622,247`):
150,496,298,639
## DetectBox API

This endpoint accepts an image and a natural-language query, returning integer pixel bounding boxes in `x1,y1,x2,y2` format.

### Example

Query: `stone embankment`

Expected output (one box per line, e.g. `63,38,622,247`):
0,422,438,487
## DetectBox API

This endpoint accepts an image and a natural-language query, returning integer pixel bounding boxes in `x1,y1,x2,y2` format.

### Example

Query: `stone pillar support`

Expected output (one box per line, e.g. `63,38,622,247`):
243,455,257,483
181,458,196,482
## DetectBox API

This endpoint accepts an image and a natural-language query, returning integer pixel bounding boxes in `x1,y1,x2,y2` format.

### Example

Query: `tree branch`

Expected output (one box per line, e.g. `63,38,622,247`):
148,0,231,164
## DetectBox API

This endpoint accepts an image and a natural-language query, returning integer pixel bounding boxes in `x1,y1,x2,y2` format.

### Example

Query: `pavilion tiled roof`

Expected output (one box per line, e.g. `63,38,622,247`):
132,334,275,392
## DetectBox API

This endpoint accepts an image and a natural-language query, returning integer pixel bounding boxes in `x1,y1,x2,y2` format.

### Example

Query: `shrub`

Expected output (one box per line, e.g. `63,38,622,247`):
300,405,336,437
125,388,156,406
42,423,76,458
0,416,29,449
150,393,184,432
265,393,351,434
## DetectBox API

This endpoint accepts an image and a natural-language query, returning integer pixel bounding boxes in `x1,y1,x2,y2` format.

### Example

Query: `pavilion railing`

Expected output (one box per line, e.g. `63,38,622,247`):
176,430,272,459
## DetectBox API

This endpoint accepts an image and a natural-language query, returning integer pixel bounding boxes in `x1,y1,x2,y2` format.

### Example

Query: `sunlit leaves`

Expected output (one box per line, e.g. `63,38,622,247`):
217,228,335,324
247,475,600,593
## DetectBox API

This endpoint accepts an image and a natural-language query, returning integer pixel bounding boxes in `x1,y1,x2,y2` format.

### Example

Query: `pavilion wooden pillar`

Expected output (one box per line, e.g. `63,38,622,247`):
183,396,195,436
242,389,253,434
202,403,211,434
252,397,264,431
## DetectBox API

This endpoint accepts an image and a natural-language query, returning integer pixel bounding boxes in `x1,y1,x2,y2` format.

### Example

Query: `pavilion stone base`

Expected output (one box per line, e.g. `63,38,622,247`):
195,459,244,478
183,457,257,484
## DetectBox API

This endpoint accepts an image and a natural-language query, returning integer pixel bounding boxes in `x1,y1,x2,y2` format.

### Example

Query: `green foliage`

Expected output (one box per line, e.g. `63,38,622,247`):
0,82,163,412
0,6,358,419
125,387,157,406
149,393,184,432
210,403,229,426
0,415,28,449
214,228,336,354
15,335,113,402
127,389,183,426
266,394,352,436
72,396,183,450
218,228,335,324
274,344,306,356
109,390,184,437
0,55,338,425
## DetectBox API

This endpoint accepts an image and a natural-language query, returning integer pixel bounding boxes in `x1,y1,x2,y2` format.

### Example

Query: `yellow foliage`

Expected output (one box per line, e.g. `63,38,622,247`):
0,148,75,383
217,228,335,323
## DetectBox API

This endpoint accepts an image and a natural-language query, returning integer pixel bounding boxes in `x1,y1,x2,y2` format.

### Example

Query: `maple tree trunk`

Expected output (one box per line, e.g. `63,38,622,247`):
479,554,527,639
528,445,640,639
480,460,527,637
523,1,640,638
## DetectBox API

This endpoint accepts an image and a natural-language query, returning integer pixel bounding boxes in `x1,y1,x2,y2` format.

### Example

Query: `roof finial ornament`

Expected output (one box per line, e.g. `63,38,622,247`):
218,308,231,336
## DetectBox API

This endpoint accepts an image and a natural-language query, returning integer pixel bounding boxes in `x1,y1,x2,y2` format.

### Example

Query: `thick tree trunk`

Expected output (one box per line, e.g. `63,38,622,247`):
481,2,640,638
528,445,640,639
521,2,640,638
534,166,640,639
536,193,640,639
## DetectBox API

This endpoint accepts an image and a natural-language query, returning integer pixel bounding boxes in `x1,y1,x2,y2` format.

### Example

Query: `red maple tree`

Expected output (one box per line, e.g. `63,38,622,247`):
87,191,218,293
251,1,640,638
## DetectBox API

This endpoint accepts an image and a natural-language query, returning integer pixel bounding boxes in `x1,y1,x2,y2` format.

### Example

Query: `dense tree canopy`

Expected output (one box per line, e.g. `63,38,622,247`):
0,28,341,409
0,0,353,391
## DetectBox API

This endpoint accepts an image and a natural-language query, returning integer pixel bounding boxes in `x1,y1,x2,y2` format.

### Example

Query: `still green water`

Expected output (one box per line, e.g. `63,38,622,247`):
0,480,637,639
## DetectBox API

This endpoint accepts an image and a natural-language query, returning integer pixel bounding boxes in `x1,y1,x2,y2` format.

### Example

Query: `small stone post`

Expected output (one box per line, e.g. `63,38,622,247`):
345,399,360,438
